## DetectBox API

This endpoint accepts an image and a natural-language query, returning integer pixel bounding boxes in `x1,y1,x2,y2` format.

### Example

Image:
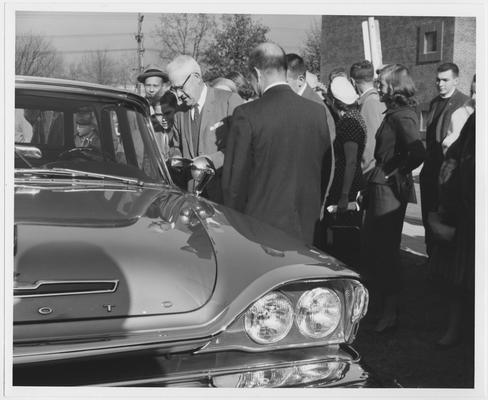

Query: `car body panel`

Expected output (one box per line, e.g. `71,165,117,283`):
12,76,378,388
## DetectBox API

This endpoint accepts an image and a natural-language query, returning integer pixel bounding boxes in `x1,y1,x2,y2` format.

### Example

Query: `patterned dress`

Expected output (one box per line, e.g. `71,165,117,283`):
327,108,366,204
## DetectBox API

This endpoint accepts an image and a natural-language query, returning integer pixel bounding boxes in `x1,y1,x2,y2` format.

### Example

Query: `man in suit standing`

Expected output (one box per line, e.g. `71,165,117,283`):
285,53,335,249
420,62,469,256
166,55,242,203
285,53,336,141
350,60,386,177
223,43,332,244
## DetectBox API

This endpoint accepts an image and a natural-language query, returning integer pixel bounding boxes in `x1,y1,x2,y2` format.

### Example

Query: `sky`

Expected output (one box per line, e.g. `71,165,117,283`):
15,11,321,66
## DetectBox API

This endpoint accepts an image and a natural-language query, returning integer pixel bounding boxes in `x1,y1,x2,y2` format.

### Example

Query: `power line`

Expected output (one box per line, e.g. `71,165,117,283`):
49,48,161,55
16,32,133,38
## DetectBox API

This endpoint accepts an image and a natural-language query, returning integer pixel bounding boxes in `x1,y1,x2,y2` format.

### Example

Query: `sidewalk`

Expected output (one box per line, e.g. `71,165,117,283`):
401,168,427,258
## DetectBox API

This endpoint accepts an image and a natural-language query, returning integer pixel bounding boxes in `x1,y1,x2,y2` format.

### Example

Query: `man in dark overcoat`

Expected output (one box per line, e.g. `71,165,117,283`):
420,62,469,256
222,42,332,245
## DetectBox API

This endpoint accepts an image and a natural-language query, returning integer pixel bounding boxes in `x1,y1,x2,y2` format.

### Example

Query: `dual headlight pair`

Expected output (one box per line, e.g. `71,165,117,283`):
244,287,341,345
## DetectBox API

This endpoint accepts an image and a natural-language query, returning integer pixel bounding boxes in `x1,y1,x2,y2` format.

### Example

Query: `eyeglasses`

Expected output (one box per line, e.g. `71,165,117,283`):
170,73,193,95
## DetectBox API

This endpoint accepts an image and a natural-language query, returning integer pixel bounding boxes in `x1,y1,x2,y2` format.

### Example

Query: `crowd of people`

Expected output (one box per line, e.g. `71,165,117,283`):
137,42,476,347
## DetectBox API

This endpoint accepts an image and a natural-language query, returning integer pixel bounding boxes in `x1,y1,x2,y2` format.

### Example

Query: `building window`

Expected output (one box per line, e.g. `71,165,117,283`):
418,22,443,63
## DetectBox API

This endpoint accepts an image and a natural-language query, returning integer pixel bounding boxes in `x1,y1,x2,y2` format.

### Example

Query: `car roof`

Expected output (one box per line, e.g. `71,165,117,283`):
15,75,147,105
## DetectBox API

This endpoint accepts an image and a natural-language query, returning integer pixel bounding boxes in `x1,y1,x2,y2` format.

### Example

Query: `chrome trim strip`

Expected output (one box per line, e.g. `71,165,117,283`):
14,280,119,298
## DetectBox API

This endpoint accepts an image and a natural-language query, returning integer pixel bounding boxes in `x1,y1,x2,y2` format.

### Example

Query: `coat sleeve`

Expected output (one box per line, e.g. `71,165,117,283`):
222,105,253,212
206,93,244,169
394,113,425,175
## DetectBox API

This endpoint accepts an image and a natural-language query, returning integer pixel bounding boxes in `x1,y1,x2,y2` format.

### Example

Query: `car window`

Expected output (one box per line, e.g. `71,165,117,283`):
16,108,64,146
15,91,165,183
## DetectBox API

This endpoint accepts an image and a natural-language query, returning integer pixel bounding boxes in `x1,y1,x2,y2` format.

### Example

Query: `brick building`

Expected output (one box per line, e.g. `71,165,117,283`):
320,16,476,138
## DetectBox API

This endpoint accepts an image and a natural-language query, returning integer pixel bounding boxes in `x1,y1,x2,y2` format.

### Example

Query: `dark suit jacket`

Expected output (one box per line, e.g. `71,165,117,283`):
173,86,242,169
420,88,469,212
222,84,332,244
302,84,336,142
172,86,242,202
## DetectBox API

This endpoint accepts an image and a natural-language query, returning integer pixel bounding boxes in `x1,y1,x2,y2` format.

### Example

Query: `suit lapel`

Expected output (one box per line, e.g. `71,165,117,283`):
200,87,214,140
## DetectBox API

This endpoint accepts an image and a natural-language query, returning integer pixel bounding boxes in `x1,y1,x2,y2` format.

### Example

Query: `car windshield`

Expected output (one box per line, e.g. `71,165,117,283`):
15,89,167,184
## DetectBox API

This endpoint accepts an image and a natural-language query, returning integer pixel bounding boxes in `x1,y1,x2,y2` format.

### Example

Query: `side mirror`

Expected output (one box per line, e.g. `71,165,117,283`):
168,156,192,170
190,156,215,196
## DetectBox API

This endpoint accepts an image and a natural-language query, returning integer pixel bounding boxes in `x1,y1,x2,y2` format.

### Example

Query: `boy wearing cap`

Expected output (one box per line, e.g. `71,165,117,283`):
137,66,171,132
74,109,101,150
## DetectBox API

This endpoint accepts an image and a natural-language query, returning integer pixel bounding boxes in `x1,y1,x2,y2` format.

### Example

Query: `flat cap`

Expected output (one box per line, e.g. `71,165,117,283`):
137,65,169,83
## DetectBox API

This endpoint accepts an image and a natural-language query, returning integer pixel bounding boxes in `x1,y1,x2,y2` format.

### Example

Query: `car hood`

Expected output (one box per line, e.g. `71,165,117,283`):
14,184,217,323
13,183,356,338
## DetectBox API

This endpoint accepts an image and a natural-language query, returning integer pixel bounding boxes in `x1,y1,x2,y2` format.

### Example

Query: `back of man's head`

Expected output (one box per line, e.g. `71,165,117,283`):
437,62,460,77
350,60,375,83
285,53,306,79
249,42,287,75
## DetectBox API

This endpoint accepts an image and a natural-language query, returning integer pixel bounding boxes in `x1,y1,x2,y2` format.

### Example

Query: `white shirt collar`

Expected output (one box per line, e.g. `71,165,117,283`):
298,84,307,96
263,81,288,94
359,86,375,98
441,87,456,99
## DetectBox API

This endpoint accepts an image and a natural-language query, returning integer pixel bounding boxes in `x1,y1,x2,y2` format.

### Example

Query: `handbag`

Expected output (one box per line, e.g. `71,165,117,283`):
323,200,362,267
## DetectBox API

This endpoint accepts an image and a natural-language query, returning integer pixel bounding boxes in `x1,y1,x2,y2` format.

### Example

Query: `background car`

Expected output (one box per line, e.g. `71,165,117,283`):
12,76,376,388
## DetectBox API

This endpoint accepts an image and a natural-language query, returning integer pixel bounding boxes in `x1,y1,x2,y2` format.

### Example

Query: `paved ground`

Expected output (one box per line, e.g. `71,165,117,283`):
353,171,475,388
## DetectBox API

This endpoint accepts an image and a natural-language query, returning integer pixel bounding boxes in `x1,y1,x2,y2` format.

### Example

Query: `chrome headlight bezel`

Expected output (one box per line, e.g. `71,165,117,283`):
198,278,369,354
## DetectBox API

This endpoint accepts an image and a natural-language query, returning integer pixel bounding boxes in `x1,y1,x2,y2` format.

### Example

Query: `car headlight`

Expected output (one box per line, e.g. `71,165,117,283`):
244,291,294,344
295,287,341,338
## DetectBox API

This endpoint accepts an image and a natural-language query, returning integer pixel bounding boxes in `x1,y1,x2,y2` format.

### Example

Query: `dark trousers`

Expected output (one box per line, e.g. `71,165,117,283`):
361,183,407,296
419,167,435,257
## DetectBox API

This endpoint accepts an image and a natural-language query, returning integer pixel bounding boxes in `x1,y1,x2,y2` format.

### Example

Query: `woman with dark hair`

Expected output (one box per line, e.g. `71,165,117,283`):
361,64,425,333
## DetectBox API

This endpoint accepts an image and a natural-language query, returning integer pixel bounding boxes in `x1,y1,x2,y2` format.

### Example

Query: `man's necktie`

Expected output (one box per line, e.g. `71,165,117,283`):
191,105,200,154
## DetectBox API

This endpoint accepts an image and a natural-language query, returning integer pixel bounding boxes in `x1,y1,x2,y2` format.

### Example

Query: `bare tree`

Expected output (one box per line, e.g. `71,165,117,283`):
301,19,322,76
70,50,117,85
67,51,137,89
15,33,64,77
152,13,217,63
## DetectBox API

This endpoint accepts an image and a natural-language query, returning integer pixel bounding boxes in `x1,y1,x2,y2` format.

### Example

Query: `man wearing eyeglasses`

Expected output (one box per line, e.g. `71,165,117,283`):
166,55,243,203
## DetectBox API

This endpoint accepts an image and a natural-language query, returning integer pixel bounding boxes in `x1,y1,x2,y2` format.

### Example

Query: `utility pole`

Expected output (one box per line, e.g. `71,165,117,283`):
135,13,145,95
362,17,383,75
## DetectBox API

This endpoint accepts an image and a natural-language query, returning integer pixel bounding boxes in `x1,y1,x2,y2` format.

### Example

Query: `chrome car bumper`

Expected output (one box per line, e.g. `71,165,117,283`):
13,345,387,388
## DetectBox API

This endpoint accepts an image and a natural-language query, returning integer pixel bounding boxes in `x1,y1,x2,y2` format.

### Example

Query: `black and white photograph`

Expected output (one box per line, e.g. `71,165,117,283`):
1,0,487,399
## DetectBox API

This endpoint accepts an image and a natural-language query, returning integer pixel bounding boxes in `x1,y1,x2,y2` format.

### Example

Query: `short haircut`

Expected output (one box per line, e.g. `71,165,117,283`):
350,60,375,82
249,42,287,74
285,53,306,78
167,55,202,77
377,64,417,108
437,62,459,77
